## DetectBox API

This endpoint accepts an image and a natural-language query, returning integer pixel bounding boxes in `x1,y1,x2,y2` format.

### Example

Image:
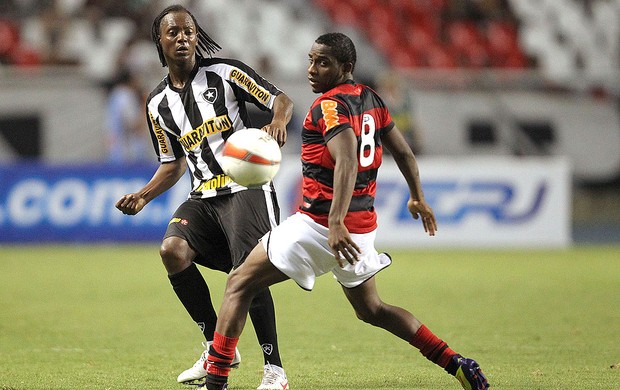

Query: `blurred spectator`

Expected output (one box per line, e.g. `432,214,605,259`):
105,68,150,163
115,35,165,91
375,71,424,154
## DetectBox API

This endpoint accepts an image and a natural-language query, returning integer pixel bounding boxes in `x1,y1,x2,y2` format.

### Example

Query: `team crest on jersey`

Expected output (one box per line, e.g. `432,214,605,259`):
202,87,217,104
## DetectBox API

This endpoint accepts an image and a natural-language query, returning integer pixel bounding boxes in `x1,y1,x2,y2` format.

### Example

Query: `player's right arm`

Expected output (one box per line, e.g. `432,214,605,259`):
115,159,187,215
262,92,293,146
326,127,361,267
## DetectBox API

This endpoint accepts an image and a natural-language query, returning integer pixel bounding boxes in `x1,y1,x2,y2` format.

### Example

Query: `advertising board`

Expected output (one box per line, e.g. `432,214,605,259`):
0,156,571,247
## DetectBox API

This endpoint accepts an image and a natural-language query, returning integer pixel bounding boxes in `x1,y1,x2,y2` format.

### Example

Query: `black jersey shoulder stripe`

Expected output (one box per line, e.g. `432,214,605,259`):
158,95,182,137
147,78,167,102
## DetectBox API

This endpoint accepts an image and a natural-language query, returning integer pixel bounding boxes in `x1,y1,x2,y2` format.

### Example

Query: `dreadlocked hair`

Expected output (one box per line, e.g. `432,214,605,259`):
151,4,221,67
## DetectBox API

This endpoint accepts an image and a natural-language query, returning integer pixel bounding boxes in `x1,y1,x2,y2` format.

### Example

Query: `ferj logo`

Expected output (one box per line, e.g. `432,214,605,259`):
168,217,189,226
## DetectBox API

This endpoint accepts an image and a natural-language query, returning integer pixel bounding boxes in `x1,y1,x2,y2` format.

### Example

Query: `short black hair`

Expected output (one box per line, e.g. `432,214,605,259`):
151,4,221,67
315,32,357,72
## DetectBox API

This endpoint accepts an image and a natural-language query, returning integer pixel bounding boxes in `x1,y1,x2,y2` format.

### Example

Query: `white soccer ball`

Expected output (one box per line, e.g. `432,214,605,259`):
221,128,282,187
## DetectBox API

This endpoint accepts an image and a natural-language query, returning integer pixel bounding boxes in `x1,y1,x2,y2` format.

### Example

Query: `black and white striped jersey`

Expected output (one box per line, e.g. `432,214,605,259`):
146,57,282,199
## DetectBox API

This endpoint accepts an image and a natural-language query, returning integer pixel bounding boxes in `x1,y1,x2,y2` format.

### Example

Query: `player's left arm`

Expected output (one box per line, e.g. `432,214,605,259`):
262,93,293,147
326,127,361,267
382,125,437,236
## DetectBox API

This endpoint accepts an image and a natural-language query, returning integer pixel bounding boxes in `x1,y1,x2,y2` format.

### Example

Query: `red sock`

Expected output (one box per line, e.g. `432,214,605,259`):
410,325,457,368
205,332,239,377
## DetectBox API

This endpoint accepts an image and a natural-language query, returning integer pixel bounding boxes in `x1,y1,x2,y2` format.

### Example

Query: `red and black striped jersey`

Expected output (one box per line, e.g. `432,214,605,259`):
145,57,282,199
299,80,395,233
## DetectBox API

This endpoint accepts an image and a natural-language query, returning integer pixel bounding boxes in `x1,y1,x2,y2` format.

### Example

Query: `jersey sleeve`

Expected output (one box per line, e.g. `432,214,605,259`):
221,58,282,111
376,97,396,136
146,106,183,163
313,96,352,142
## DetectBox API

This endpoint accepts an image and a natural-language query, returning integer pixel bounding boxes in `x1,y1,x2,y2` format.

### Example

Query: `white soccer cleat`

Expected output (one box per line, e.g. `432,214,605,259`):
257,363,289,390
177,341,241,383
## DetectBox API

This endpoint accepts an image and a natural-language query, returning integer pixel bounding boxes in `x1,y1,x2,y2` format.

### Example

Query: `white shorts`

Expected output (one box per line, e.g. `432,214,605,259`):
261,212,391,290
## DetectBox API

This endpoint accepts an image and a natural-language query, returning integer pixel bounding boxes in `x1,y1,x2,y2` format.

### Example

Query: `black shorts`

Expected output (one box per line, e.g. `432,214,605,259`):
164,189,280,272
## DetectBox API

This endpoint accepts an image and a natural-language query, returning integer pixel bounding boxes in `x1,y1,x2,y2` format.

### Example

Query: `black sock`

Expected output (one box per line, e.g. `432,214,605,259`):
445,356,459,376
248,288,282,367
205,374,228,390
168,263,217,340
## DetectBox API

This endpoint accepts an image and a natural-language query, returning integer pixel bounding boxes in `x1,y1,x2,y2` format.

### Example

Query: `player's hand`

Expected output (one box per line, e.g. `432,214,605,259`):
261,122,287,147
407,198,437,237
115,193,147,215
328,223,361,268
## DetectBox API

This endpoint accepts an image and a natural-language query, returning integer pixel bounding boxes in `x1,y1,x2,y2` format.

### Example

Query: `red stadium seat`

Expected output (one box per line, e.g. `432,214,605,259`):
460,41,489,68
485,21,527,68
486,21,520,56
390,49,421,69
0,20,20,57
328,2,362,27
446,21,483,51
405,23,438,54
425,44,457,68
10,46,41,67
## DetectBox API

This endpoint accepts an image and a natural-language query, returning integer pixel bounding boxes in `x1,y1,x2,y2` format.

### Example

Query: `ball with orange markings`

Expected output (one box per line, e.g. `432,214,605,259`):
221,128,282,187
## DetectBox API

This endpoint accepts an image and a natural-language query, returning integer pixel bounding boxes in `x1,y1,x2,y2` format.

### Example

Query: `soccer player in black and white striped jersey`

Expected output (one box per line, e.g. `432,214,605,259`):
115,4,292,389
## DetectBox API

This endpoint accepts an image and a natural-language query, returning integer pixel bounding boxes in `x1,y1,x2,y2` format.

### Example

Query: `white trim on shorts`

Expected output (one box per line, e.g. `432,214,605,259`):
261,212,391,290
261,189,278,229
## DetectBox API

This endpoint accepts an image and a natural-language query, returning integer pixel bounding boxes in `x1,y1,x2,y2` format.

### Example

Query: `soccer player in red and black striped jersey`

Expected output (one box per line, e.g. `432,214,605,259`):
115,5,291,389
203,33,489,390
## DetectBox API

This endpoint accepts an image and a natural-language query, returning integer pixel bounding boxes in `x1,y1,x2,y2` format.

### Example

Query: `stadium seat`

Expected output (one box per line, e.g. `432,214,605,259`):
405,23,438,56
486,21,519,54
9,45,41,67
425,44,457,68
328,2,361,27
460,41,489,68
390,49,421,69
446,21,483,52
0,19,20,57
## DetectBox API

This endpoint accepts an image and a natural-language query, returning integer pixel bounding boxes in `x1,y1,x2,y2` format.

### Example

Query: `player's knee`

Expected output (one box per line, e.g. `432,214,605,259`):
159,240,191,274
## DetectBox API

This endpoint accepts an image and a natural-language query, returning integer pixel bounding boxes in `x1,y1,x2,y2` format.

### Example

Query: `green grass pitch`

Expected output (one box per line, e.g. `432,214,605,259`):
1,245,619,389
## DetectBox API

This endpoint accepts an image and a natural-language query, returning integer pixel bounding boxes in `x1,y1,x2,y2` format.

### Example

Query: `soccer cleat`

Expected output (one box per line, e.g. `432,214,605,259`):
453,355,489,390
257,363,289,390
177,341,241,384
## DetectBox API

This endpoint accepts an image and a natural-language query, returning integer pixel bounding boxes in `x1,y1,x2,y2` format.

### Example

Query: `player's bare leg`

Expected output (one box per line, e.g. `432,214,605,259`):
204,244,289,389
342,276,423,340
343,276,489,389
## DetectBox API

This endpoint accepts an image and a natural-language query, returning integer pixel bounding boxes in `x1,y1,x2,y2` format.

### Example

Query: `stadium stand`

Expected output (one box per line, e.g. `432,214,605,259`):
2,0,618,91
314,0,529,69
